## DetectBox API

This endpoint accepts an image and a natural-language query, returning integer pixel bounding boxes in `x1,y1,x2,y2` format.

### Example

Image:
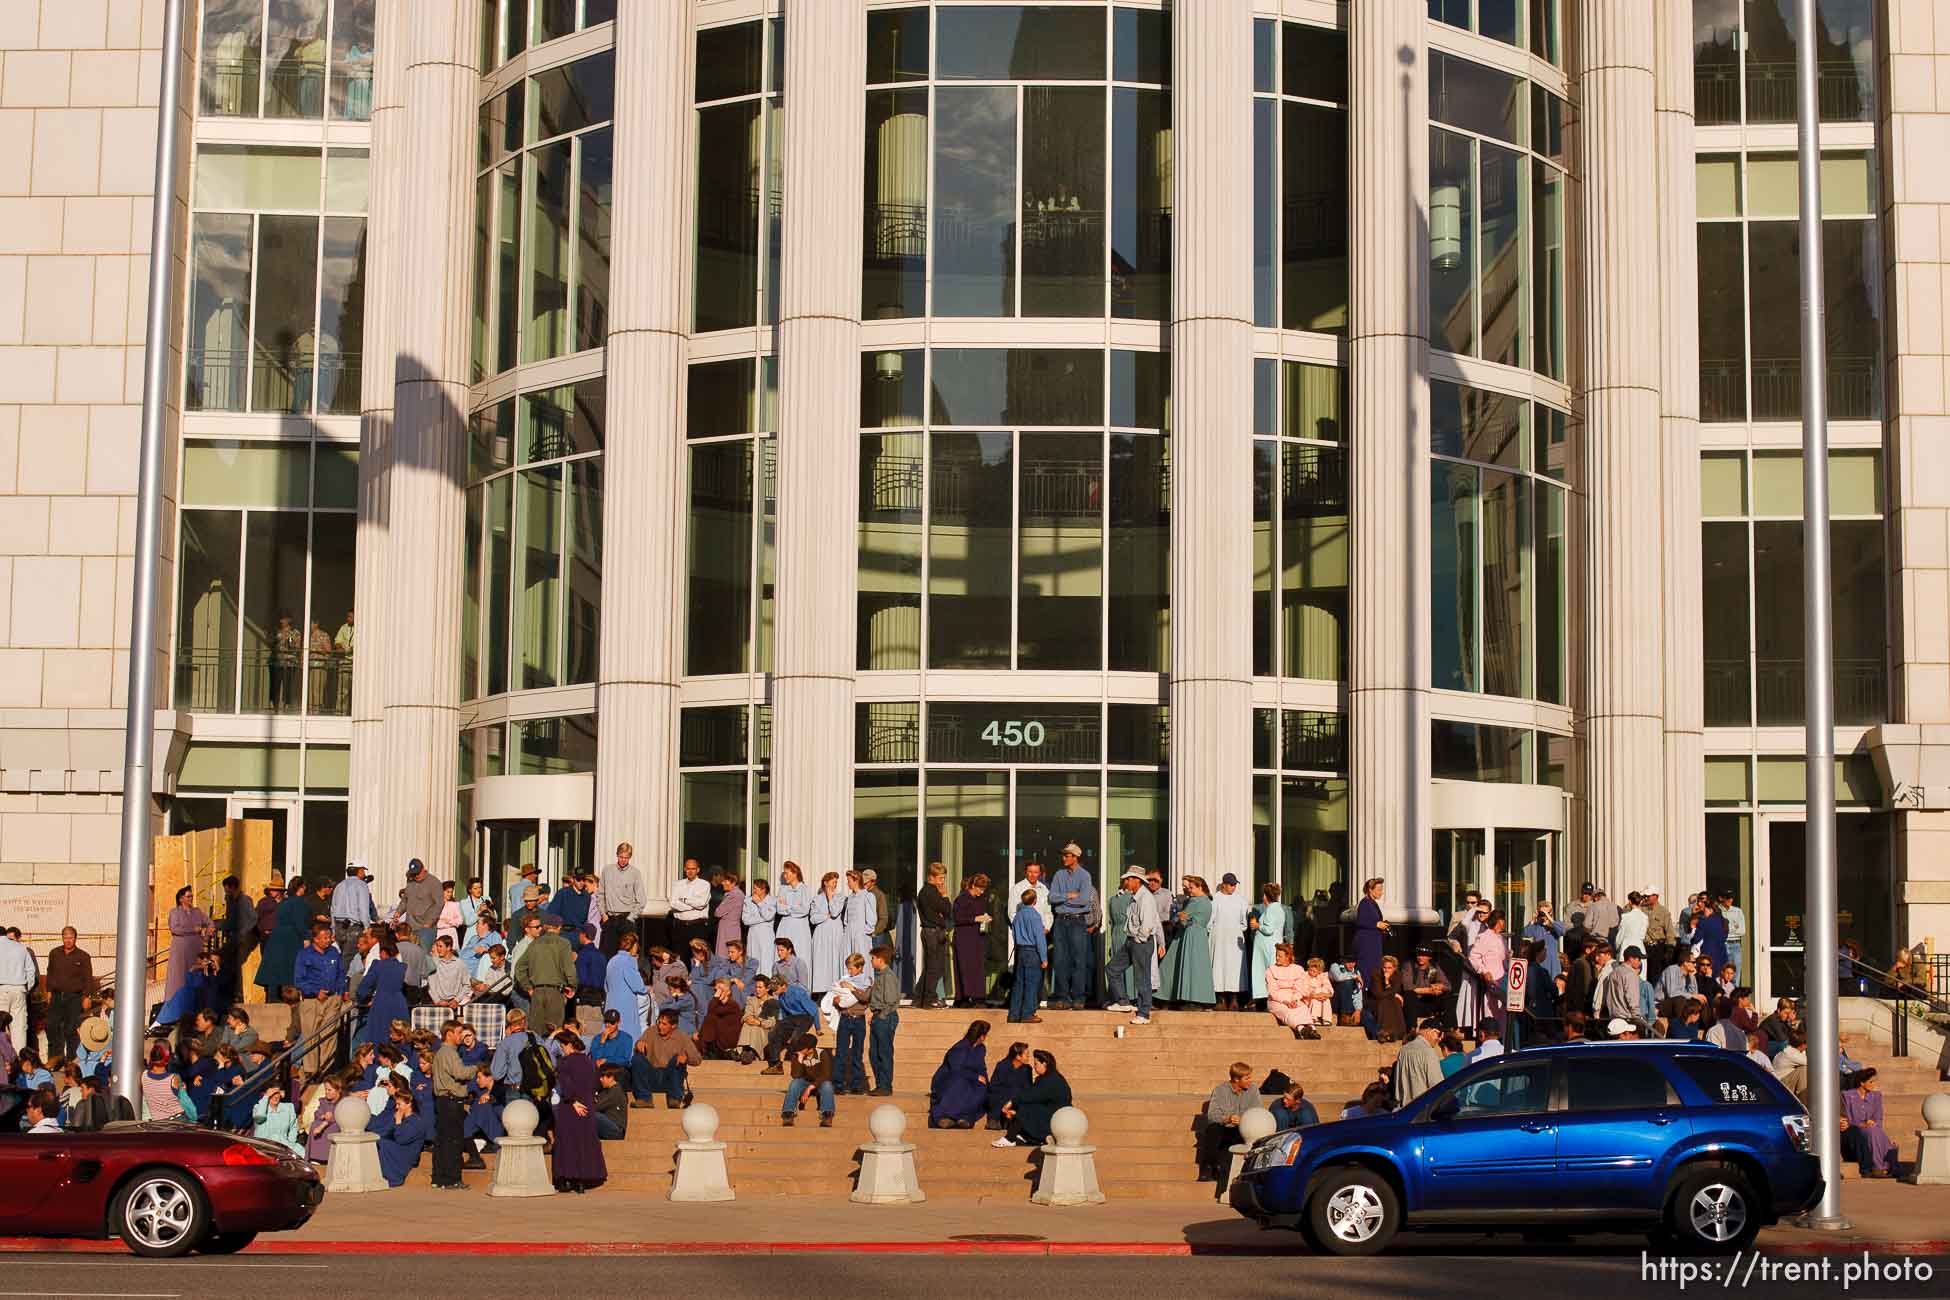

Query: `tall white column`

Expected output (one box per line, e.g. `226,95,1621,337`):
772,0,866,876
1655,0,1703,898
1348,0,1433,913
594,0,691,912
348,0,405,874
1579,2,1666,893
376,0,479,896
1168,0,1254,884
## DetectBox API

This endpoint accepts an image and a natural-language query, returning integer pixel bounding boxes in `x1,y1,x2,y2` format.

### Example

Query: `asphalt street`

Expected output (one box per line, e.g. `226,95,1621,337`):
6,1248,1950,1300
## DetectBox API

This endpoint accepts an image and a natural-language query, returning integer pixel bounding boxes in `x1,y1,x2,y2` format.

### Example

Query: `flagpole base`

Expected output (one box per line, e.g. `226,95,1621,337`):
1788,1213,1853,1232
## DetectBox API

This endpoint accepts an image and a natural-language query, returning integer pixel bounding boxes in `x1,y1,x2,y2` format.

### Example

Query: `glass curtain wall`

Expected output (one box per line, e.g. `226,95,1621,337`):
857,347,1168,673
1698,449,1887,727
855,700,1165,913
1692,0,1875,126
1426,0,1564,64
198,0,375,121
676,704,772,884
1251,20,1349,333
1250,709,1349,960
1694,150,1882,424
463,383,605,699
186,146,369,415
684,357,778,677
1429,382,1569,703
862,5,1170,322
481,0,618,68
694,20,784,334
1427,52,1568,381
473,49,615,379
174,440,359,716
1253,360,1348,681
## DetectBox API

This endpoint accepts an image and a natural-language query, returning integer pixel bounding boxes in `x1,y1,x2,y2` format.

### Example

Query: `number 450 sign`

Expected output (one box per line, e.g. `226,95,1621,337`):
982,720,1048,747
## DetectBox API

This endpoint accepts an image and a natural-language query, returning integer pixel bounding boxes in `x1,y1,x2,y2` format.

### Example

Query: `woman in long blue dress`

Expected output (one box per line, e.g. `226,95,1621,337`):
742,879,778,977
1249,883,1288,1004
549,1033,606,1192
1352,876,1389,990
842,869,875,962
1160,877,1216,1007
604,933,648,1038
255,878,312,996
354,939,409,1046
774,862,814,967
365,1082,431,1187
928,1020,990,1128
809,872,847,993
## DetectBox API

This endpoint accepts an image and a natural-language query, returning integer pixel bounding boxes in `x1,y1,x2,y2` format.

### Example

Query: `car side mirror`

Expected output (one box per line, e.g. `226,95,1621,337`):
1430,1094,1460,1122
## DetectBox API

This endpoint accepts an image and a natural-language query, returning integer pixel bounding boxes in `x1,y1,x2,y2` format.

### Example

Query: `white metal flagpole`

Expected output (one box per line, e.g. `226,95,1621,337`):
111,0,189,1112
1790,0,1848,1232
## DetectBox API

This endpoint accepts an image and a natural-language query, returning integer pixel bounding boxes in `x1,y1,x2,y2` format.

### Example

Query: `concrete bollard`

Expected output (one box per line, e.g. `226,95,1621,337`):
322,1091,388,1193
670,1102,735,1201
852,1103,926,1204
487,1098,555,1198
1031,1106,1105,1205
1910,1094,1950,1185
1225,1107,1279,1197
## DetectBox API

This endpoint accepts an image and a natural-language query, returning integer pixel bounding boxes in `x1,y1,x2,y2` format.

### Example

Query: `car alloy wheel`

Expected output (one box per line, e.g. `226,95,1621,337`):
123,1177,198,1252
1687,1181,1749,1245
1324,1183,1387,1244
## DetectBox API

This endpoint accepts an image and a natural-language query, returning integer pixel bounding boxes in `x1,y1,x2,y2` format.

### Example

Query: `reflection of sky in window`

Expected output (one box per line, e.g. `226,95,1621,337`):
934,87,1015,225
935,7,1105,81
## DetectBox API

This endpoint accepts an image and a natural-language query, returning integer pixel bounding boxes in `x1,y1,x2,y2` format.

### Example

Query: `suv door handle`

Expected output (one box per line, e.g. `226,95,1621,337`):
1648,1114,1675,1126
1518,1121,1552,1134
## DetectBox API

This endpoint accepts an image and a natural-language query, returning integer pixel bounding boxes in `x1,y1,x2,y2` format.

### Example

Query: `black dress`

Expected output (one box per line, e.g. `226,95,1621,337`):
952,890,989,1003
550,1051,606,1189
1006,1069,1073,1146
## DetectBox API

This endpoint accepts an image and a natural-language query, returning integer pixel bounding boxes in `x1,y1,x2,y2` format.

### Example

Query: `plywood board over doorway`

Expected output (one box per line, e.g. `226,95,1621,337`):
151,820,278,1001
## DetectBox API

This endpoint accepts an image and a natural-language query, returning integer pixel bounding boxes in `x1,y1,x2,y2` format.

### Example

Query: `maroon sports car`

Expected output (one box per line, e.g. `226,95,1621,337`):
0,1119,324,1256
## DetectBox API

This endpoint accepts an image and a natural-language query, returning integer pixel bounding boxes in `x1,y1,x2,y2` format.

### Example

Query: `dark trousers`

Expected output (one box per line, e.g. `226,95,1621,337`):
45,990,83,1058
1331,981,1358,1016
1052,919,1091,1003
835,1015,867,1090
433,1095,465,1186
1009,952,1043,1022
673,918,711,959
529,986,566,1033
869,1012,897,1091
600,914,634,957
915,929,950,1006
629,1057,687,1104
595,1113,624,1140
765,1013,813,1065
1195,1121,1237,1178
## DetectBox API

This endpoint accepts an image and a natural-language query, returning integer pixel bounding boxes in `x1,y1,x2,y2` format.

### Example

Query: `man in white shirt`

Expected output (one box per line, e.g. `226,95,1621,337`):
1103,868,1163,1025
599,842,649,956
0,928,36,1050
1718,891,1747,980
670,857,712,959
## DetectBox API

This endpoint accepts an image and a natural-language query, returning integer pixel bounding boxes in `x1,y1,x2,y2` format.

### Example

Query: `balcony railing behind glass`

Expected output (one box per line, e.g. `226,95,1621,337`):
174,646,354,716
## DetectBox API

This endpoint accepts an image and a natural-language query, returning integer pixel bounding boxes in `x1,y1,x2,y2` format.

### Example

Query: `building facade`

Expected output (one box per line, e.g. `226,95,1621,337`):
0,0,1943,1002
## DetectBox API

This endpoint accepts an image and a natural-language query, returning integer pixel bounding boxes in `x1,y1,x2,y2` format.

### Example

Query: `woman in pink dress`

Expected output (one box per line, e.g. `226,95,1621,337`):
1467,910,1512,1034
1264,944,1321,1039
165,886,211,1001
1297,957,1335,1026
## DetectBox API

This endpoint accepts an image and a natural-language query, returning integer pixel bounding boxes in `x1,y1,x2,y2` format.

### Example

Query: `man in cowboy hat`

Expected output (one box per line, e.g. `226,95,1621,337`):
1103,867,1164,1025
76,1015,112,1080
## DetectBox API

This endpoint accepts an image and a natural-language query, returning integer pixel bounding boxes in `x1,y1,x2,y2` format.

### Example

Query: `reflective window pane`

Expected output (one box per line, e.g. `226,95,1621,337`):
1533,165,1566,380
517,466,562,690
696,22,763,102
187,213,253,412
1535,483,1565,704
930,348,1103,426
265,0,328,120
862,349,926,428
1479,469,1529,699
936,6,1106,81
1252,99,1276,327
1432,461,1478,691
925,771,1007,898
867,8,930,83
486,476,513,694
250,214,320,414
1281,444,1347,680
933,86,1018,317
1253,441,1275,676
928,432,1014,668
241,512,309,713
195,145,320,210
1430,129,1476,356
200,0,263,116
577,128,613,352
1428,51,1524,145
316,216,365,414
1281,104,1348,334
1017,433,1102,669
1109,433,1169,672
1431,721,1527,783
859,432,925,669
330,0,375,121
1703,519,1751,726
1282,23,1346,103
532,49,615,141
1431,382,1522,467
176,510,243,712
865,89,929,319
526,142,571,360
1480,143,1523,368
1020,86,1106,316
687,441,755,675
1111,87,1170,320
307,512,356,716
1744,0,1875,124
1113,7,1169,85
928,703,1102,764
689,358,759,439
695,101,761,331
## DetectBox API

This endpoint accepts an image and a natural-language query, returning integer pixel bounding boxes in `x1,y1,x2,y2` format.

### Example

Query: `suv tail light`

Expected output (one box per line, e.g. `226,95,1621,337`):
1782,1114,1813,1154
222,1143,278,1167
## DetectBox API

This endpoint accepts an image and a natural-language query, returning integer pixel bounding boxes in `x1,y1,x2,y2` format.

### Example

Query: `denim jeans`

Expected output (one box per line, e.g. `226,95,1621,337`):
1331,980,1358,1016
783,1077,835,1116
1104,936,1156,1015
836,1016,867,1091
1726,940,1743,979
1009,952,1043,1022
629,1056,687,1104
869,1011,898,1091
1052,918,1091,1002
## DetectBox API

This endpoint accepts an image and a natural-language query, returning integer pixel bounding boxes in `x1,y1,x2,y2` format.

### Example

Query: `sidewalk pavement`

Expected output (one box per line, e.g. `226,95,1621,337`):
8,1183,1950,1257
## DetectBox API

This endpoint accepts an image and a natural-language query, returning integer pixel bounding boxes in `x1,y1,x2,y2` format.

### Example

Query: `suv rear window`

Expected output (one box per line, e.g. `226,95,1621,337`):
1671,1054,1786,1105
1564,1057,1676,1111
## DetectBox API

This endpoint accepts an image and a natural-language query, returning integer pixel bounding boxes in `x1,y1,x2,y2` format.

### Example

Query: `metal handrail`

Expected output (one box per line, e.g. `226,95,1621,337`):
214,1003,348,1130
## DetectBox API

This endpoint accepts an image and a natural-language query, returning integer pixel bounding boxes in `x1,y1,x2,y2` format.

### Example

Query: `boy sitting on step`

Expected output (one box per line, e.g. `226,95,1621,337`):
781,1033,835,1128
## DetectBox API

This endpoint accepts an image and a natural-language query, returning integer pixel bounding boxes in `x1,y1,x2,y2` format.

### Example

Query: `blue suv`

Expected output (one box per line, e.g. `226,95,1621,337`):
1230,1042,1821,1255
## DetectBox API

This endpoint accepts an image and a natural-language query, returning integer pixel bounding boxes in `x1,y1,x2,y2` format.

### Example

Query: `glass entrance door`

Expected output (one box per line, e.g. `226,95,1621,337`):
1493,830,1547,923
1757,811,1894,1003
1432,828,1484,926
923,769,1111,919
547,820,594,886
480,819,540,907
1758,816,1806,1002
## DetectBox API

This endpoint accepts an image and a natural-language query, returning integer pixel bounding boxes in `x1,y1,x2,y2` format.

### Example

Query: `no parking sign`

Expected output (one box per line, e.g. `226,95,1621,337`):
1506,957,1529,1013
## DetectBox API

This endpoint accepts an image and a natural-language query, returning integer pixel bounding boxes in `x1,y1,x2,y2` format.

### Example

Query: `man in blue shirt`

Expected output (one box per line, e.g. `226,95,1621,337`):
589,1009,634,1069
292,923,348,1082
762,978,818,1071
489,1009,534,1098
547,872,593,933
331,864,376,953
504,864,541,926
1048,842,1096,1010
1008,888,1049,1024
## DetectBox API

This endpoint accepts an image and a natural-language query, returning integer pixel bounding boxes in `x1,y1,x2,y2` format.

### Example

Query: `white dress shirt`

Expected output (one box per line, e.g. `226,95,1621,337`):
671,876,711,921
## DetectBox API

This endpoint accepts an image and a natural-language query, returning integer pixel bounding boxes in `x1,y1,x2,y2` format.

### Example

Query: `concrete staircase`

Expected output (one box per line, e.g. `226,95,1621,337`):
399,1008,1388,1198
381,1009,1947,1195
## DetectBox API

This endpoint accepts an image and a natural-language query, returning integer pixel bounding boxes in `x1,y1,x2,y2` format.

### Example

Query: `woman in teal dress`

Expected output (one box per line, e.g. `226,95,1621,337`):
1104,881,1134,1004
255,876,312,996
1249,882,1287,1004
1159,876,1215,1008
